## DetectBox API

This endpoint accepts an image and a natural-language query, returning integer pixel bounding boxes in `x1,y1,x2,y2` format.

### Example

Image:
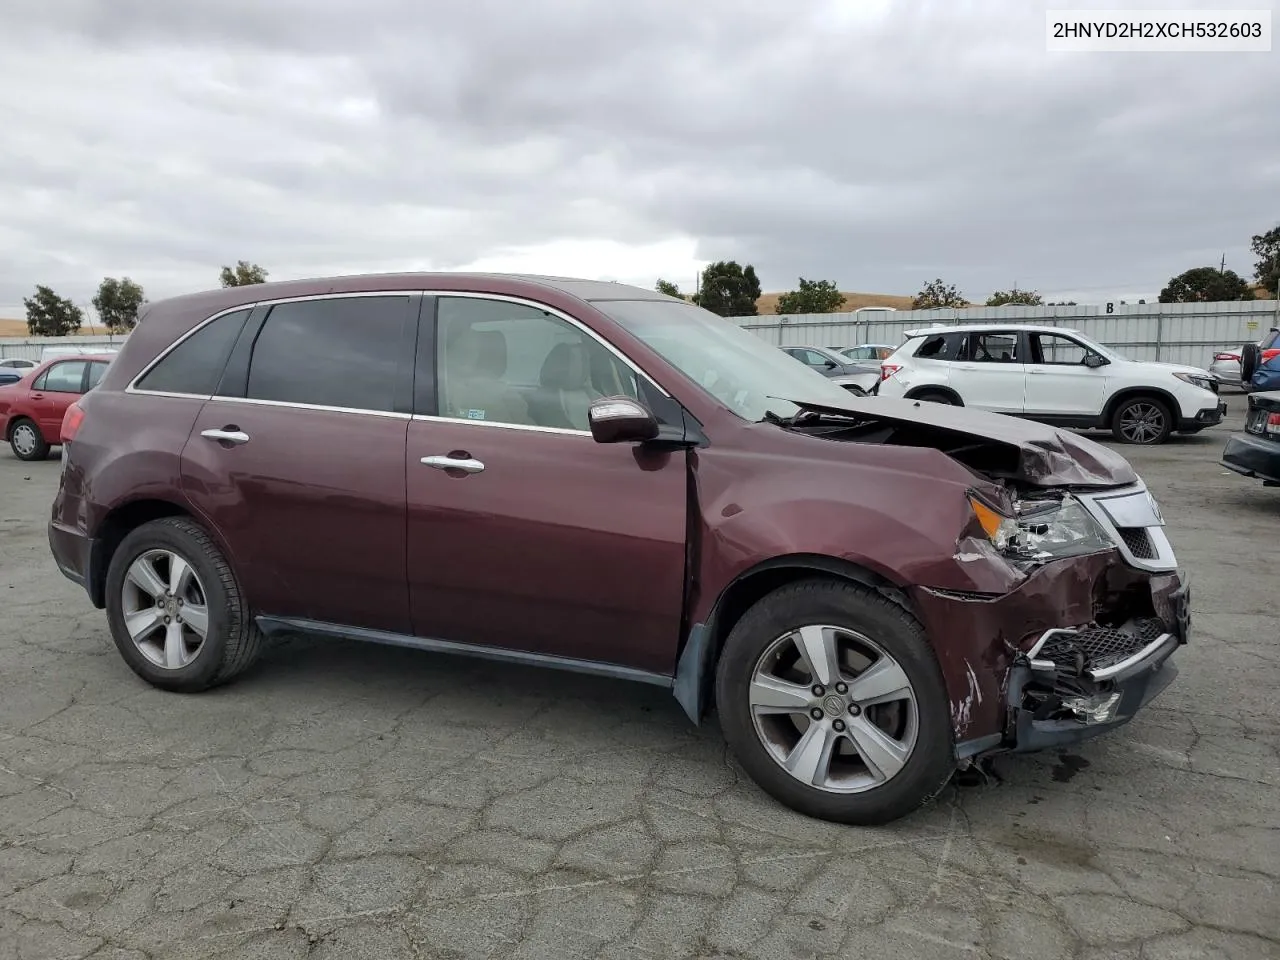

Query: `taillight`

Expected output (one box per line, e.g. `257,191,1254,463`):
1267,413,1280,437
60,401,85,444
880,363,903,381
1214,353,1239,361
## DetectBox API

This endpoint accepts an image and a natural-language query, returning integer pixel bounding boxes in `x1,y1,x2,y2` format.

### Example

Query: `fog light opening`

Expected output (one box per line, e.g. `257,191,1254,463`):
1060,692,1121,724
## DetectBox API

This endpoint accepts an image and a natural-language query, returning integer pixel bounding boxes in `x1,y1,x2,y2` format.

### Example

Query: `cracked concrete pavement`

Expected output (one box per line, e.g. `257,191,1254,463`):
1,407,1277,959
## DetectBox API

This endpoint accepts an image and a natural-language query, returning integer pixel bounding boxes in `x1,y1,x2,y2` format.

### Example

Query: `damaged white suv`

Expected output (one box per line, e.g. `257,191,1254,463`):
878,324,1227,445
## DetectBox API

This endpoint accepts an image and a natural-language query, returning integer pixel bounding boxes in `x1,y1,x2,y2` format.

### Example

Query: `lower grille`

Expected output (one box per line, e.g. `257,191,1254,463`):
1118,527,1155,559
1038,618,1166,675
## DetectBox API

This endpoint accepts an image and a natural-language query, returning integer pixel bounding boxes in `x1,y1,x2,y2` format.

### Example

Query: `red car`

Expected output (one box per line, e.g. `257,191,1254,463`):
0,354,115,461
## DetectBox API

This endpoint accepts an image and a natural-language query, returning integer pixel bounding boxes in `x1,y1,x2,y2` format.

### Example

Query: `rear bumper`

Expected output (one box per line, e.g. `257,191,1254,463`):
49,521,102,606
1221,431,1280,485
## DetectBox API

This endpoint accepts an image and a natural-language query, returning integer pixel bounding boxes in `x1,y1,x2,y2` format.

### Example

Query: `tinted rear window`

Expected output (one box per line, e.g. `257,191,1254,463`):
245,296,409,412
136,308,252,395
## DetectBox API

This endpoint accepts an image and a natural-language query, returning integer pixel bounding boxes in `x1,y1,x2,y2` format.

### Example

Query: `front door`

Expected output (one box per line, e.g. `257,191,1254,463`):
181,293,417,634
948,332,1028,413
31,359,89,437
1023,331,1110,418
405,294,688,676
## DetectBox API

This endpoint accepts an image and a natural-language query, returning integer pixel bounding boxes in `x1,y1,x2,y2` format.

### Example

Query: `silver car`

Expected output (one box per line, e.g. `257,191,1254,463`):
779,345,882,394
1211,327,1279,389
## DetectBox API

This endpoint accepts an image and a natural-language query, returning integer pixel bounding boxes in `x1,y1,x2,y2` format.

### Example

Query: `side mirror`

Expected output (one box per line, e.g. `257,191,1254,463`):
1084,353,1108,368
587,396,660,444
824,360,838,370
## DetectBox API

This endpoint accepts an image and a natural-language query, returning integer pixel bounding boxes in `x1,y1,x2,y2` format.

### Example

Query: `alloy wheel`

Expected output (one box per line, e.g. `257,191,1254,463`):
1119,403,1166,443
120,549,210,669
12,423,37,457
749,624,919,793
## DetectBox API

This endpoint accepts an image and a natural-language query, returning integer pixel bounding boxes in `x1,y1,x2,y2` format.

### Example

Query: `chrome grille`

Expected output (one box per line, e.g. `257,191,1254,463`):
1039,619,1165,675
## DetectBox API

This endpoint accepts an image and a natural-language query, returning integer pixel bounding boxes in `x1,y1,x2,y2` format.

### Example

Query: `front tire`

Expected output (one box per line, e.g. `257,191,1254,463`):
9,418,50,461
104,517,264,692
715,579,953,826
1111,396,1173,445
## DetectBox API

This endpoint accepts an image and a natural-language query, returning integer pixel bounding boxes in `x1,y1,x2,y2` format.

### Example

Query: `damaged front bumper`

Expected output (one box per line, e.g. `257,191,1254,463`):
1004,576,1189,752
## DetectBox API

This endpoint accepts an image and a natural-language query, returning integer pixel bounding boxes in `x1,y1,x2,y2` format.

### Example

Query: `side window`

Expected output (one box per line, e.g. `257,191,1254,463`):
914,334,963,361
86,361,109,390
136,308,251,395
1033,334,1089,365
246,297,409,412
39,361,88,393
802,350,831,367
968,333,1019,363
436,296,641,431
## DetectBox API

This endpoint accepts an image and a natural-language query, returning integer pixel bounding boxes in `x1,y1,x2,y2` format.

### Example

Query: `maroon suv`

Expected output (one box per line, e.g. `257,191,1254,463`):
48,274,1190,825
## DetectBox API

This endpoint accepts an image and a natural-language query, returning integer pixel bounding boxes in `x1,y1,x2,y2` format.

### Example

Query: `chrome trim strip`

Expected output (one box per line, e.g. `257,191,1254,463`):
1024,627,1078,659
1086,633,1176,681
410,413,590,437
204,395,412,420
126,289,673,410
125,303,260,395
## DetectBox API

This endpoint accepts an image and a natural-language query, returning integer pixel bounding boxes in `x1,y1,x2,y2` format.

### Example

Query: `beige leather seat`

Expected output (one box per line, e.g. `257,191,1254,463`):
441,325,530,424
528,342,602,430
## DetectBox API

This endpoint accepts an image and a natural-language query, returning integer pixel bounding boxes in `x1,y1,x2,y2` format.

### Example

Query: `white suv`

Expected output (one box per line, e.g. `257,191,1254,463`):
878,324,1227,445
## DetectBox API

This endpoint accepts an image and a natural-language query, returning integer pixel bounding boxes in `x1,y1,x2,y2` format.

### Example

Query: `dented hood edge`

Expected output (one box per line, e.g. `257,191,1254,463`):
780,396,1139,489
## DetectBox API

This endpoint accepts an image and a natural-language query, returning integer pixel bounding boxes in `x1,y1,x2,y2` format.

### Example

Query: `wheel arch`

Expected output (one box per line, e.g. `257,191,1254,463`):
1101,386,1181,425
903,385,964,406
88,498,197,608
672,554,917,725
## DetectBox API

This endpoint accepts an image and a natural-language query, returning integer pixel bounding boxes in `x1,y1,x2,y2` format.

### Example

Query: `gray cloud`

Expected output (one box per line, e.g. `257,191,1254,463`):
1,0,1276,317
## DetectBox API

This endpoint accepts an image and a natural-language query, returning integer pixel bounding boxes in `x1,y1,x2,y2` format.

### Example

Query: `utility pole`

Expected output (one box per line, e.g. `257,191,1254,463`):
1219,253,1226,274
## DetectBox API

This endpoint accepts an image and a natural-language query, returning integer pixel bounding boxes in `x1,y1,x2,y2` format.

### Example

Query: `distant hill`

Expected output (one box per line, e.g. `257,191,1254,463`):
755,291,918,315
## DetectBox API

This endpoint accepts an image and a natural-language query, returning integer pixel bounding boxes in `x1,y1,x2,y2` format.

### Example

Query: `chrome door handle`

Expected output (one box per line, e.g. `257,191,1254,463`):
201,428,251,445
1028,368,1047,375
421,455,485,474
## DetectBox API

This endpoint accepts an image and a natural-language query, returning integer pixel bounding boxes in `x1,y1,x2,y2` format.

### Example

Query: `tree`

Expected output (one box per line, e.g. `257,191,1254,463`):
91,277,146,333
655,279,683,298
23,285,84,337
775,277,847,315
692,261,761,317
219,260,269,287
986,287,1043,307
1251,224,1280,296
1157,266,1254,303
912,278,966,310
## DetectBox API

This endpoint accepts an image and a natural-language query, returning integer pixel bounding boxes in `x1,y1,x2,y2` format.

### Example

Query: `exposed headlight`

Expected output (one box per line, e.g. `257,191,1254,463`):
1173,372,1216,392
968,494,1115,563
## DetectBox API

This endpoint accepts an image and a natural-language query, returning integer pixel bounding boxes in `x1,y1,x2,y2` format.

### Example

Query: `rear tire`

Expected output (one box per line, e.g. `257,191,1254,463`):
9,418,50,461
104,517,264,692
715,578,954,826
1111,395,1173,445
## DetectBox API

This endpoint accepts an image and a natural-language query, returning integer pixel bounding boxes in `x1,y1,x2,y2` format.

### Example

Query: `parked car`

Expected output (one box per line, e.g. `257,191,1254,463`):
1220,390,1280,487
878,324,1226,445
1210,327,1279,389
832,344,898,363
49,274,1189,826
1,353,115,460
0,357,39,386
1246,351,1280,393
780,345,881,394
41,345,120,362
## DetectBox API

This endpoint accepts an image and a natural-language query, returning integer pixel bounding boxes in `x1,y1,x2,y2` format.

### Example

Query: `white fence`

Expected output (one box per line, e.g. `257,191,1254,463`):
0,334,127,360
735,300,1280,369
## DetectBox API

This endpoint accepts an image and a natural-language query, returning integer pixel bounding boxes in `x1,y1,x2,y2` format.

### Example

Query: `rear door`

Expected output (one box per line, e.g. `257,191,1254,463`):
404,293,688,675
947,331,1028,413
181,293,418,634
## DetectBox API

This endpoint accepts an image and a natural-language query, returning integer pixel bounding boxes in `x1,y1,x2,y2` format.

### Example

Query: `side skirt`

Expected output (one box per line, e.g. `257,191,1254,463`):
255,616,675,689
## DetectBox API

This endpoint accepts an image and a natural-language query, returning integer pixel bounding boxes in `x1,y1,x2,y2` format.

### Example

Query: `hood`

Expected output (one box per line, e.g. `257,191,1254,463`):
1123,360,1211,377
780,395,1139,489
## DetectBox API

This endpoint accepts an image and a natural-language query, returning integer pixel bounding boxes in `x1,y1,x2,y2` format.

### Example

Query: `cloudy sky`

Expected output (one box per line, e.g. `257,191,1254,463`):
1,0,1276,318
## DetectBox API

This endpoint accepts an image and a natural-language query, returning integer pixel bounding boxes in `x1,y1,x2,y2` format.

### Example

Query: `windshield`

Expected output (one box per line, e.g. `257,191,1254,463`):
598,299,862,421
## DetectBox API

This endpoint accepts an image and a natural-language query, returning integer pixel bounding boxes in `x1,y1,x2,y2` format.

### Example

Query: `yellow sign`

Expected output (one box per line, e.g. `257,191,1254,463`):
1247,320,1259,331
